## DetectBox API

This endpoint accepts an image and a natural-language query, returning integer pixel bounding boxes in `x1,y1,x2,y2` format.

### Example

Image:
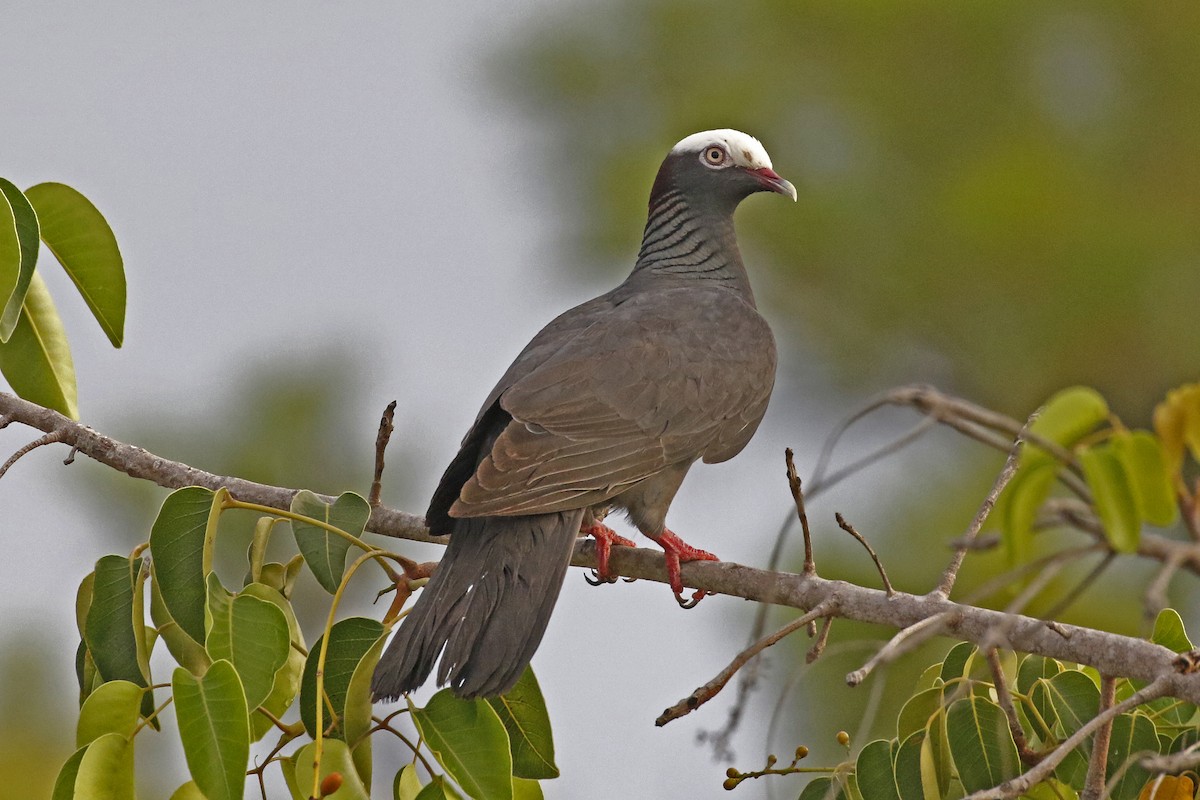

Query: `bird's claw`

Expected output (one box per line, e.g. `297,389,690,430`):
675,589,708,609
582,521,637,586
585,569,618,586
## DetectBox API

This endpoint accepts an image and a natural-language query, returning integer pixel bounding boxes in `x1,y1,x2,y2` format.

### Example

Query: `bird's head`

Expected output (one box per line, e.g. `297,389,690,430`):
652,129,796,208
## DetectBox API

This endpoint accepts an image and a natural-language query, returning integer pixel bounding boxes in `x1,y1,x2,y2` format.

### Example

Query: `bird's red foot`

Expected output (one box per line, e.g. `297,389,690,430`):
650,528,719,608
582,522,637,585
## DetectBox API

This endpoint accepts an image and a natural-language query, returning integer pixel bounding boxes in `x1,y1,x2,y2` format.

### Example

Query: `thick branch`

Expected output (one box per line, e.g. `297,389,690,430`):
5,390,1200,708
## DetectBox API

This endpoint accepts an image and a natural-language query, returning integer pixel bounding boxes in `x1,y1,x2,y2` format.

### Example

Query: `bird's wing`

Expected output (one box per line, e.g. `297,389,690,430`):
451,287,775,517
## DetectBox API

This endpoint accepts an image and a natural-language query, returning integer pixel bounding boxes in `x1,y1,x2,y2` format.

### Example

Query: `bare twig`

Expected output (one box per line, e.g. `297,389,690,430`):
369,400,397,507
986,648,1040,767
846,611,959,687
936,433,1025,597
785,448,815,574
1144,549,1186,621
834,513,893,595
656,599,837,727
962,677,1172,800
1081,675,1117,800
0,430,66,479
807,617,833,663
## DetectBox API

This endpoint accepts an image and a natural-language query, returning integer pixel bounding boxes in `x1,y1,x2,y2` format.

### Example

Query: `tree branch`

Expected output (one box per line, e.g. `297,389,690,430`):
5,390,1200,711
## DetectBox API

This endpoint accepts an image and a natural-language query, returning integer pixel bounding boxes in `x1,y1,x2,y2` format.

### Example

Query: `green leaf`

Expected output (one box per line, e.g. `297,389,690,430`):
414,776,461,800
51,747,88,800
24,182,126,347
241,582,306,742
893,730,926,800
923,711,952,796
290,739,372,800
1046,669,1100,746
1001,461,1057,565
1080,443,1141,553
1151,608,1194,654
77,679,143,747
855,739,900,800
290,490,371,594
512,778,544,800
84,555,154,719
74,732,136,800
150,487,220,644
0,183,20,323
798,777,838,800
940,641,976,682
1105,713,1158,799
245,516,277,586
898,685,944,741
150,572,210,675
1016,655,1062,696
1024,386,1110,467
206,593,291,710
486,667,559,780
411,690,515,800
946,696,1021,792
0,178,40,342
259,554,304,599
394,764,424,800
1113,431,1178,527
300,617,385,739
173,660,249,800
343,629,389,788
168,782,208,800
0,270,77,417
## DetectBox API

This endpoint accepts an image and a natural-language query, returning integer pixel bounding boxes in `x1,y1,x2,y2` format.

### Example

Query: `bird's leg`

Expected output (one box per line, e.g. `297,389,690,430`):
648,528,719,608
582,522,637,585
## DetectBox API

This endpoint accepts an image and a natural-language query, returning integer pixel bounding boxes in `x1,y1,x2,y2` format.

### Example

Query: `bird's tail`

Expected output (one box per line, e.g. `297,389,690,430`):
371,509,583,700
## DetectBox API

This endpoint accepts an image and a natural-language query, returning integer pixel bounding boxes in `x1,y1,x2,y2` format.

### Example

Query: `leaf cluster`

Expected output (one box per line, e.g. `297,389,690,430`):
61,486,560,800
0,180,124,418
782,625,1199,800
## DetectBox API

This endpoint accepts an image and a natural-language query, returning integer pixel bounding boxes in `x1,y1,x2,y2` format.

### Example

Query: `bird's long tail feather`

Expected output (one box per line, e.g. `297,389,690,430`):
371,509,583,699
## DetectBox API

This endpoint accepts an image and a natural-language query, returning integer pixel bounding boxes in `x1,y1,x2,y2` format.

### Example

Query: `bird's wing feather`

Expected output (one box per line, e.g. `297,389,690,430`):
451,287,775,517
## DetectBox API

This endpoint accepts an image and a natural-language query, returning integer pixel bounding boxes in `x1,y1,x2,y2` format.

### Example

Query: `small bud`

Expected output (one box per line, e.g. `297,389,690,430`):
765,754,777,767
319,772,343,796
836,730,850,746
726,767,739,778
795,745,809,759
723,777,740,790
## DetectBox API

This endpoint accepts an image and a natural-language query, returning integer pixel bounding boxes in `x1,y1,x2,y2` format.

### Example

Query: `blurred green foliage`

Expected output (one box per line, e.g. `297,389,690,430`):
508,0,1199,416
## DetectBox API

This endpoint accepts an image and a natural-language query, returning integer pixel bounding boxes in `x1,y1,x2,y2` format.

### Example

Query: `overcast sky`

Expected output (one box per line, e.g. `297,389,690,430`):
0,4,883,797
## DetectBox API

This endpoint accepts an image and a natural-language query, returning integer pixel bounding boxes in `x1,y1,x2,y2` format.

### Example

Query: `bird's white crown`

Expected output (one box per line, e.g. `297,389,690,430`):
670,129,773,170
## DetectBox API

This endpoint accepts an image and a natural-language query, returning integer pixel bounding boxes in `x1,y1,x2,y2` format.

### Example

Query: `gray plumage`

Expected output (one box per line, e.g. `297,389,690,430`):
372,130,792,700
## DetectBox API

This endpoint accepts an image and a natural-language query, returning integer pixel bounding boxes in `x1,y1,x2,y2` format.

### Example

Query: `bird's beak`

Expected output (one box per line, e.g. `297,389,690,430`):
749,167,797,202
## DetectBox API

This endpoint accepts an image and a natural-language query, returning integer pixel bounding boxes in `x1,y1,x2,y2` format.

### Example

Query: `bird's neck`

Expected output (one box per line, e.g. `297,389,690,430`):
629,188,755,302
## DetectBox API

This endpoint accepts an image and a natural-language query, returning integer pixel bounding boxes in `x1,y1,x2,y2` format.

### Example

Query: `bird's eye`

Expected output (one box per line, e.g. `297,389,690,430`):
702,146,727,167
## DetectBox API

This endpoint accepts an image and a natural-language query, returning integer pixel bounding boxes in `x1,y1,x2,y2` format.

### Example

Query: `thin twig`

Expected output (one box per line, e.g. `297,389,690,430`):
369,400,397,507
1144,549,1186,621
986,648,1040,767
785,448,815,574
807,617,833,664
1081,675,1117,800
846,610,959,687
936,432,1025,597
834,513,893,595
656,599,838,727
962,676,1171,799
0,430,66,479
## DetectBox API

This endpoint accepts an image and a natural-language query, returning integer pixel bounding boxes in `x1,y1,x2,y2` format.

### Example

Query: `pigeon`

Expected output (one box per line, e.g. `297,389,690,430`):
372,129,793,700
